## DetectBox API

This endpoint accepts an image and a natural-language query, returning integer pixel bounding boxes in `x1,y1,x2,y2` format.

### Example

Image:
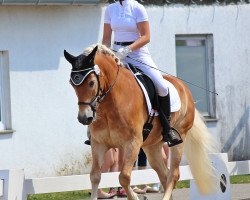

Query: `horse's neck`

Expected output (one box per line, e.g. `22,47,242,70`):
97,54,122,92
92,54,148,145
101,64,120,91
102,64,145,109
96,53,145,110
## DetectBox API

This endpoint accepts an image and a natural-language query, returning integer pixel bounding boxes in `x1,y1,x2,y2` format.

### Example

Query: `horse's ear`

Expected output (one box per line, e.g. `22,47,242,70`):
64,50,75,64
86,46,98,65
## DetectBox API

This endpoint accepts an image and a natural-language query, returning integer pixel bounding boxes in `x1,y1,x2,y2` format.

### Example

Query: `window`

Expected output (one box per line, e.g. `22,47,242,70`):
0,53,4,130
175,35,216,118
0,51,12,132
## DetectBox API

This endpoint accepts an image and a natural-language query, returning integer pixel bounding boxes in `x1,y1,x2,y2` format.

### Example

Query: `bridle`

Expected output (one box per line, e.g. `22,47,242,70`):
70,64,120,115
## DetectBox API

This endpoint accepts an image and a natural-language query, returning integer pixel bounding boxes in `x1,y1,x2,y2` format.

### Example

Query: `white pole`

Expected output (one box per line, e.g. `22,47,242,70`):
190,153,231,200
0,179,3,197
8,169,25,200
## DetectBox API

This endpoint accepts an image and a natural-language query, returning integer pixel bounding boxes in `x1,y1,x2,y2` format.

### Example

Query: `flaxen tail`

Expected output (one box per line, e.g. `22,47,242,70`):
184,109,218,194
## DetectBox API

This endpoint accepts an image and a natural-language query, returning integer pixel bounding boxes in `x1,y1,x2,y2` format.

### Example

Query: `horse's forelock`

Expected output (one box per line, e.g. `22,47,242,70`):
84,44,121,65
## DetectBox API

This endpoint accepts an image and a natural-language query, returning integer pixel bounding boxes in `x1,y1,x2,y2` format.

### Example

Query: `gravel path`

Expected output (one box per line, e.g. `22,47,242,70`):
91,184,250,200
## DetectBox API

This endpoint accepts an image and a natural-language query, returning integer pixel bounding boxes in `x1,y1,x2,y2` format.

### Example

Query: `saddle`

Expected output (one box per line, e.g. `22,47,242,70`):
127,63,159,141
128,64,158,109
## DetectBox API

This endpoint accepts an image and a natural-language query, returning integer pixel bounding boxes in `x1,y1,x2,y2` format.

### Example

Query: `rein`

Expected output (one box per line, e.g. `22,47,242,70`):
97,63,120,103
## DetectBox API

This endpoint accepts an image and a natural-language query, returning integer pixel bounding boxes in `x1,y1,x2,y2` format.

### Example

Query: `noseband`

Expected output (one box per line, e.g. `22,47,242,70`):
70,64,120,114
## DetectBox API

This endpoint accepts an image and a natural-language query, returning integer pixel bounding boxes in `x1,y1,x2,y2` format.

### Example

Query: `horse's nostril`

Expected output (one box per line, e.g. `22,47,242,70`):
78,115,93,125
87,117,94,123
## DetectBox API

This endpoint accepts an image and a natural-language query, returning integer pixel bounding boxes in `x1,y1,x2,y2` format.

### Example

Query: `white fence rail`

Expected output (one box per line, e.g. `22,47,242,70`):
0,153,249,200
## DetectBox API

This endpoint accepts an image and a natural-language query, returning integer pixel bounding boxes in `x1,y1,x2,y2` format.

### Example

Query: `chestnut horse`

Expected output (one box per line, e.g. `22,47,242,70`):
64,44,217,200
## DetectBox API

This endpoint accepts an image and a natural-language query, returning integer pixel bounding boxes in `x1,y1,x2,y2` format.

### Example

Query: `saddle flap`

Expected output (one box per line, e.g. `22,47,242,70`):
128,63,159,112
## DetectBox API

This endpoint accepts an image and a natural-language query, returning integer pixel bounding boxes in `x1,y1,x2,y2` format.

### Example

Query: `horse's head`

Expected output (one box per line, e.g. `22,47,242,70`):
64,46,101,125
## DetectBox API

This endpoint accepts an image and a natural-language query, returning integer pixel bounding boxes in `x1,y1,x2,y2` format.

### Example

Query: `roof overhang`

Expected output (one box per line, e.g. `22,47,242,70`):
0,0,105,5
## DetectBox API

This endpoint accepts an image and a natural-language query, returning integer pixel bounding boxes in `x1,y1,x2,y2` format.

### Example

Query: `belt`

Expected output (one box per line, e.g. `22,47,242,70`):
114,41,134,46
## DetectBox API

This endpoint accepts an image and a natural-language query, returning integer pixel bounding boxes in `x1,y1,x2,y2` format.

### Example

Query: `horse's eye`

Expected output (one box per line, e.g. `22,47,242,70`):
89,80,95,88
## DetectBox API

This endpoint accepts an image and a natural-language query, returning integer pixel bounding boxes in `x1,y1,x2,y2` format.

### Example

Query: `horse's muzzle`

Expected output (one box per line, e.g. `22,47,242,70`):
77,114,93,125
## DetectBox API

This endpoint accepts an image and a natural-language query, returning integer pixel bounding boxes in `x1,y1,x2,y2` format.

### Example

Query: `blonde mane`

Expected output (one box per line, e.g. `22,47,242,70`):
84,43,121,65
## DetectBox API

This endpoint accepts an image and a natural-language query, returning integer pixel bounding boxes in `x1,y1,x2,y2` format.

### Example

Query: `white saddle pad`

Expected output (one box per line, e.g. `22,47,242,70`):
164,79,181,112
127,65,181,114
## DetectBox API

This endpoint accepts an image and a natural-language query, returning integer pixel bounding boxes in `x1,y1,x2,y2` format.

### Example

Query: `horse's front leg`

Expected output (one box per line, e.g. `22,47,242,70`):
119,140,141,200
90,140,109,200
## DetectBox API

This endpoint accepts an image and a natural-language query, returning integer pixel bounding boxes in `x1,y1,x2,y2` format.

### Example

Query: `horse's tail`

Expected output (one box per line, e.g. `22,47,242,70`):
184,109,218,194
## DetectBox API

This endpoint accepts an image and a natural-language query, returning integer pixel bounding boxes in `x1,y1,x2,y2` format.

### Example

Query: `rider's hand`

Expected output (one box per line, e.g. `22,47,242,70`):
116,46,132,60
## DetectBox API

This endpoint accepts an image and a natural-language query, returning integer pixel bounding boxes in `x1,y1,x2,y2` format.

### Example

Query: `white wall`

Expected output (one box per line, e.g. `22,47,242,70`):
0,5,106,178
146,5,250,161
0,4,249,178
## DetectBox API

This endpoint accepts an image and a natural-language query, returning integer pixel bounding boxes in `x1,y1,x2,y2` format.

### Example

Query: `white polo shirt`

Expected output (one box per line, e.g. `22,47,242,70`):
104,1,181,111
104,0,148,42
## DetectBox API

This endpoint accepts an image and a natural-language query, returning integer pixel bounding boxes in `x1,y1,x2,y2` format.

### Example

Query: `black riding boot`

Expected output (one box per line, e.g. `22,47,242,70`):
158,94,183,147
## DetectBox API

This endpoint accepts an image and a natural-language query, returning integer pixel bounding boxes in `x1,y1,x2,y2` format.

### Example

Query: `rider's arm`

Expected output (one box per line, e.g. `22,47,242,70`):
129,21,150,52
102,23,112,47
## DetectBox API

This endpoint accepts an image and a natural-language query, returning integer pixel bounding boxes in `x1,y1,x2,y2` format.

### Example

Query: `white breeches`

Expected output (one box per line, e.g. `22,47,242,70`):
114,44,169,96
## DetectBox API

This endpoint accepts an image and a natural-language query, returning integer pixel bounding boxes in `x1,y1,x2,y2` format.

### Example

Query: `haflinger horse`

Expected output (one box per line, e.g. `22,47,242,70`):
64,44,217,200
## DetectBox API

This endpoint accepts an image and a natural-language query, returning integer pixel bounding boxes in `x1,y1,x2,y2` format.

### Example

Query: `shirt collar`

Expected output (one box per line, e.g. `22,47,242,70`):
119,0,133,6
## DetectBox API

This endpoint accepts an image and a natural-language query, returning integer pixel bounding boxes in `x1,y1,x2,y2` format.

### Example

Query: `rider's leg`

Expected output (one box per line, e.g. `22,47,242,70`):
158,93,183,147
129,57,182,147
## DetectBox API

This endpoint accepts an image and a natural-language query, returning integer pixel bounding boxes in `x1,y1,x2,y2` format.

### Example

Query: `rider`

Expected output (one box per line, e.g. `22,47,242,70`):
102,0,182,147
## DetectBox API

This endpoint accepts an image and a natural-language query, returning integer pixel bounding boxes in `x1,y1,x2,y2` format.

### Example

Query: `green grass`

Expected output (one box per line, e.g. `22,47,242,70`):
28,191,90,200
174,175,250,189
28,175,250,200
230,174,250,184
176,180,190,189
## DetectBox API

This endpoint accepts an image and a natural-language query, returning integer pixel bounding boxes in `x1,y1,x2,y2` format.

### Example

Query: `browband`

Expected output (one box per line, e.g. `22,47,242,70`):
70,65,100,86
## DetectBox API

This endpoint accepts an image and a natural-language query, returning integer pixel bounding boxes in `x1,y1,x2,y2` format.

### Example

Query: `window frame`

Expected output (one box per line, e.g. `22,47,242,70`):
175,34,216,119
0,51,13,133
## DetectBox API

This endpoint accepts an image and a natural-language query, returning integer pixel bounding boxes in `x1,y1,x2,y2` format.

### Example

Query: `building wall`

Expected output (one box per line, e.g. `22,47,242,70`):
146,5,250,161
0,4,249,178
0,5,105,178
